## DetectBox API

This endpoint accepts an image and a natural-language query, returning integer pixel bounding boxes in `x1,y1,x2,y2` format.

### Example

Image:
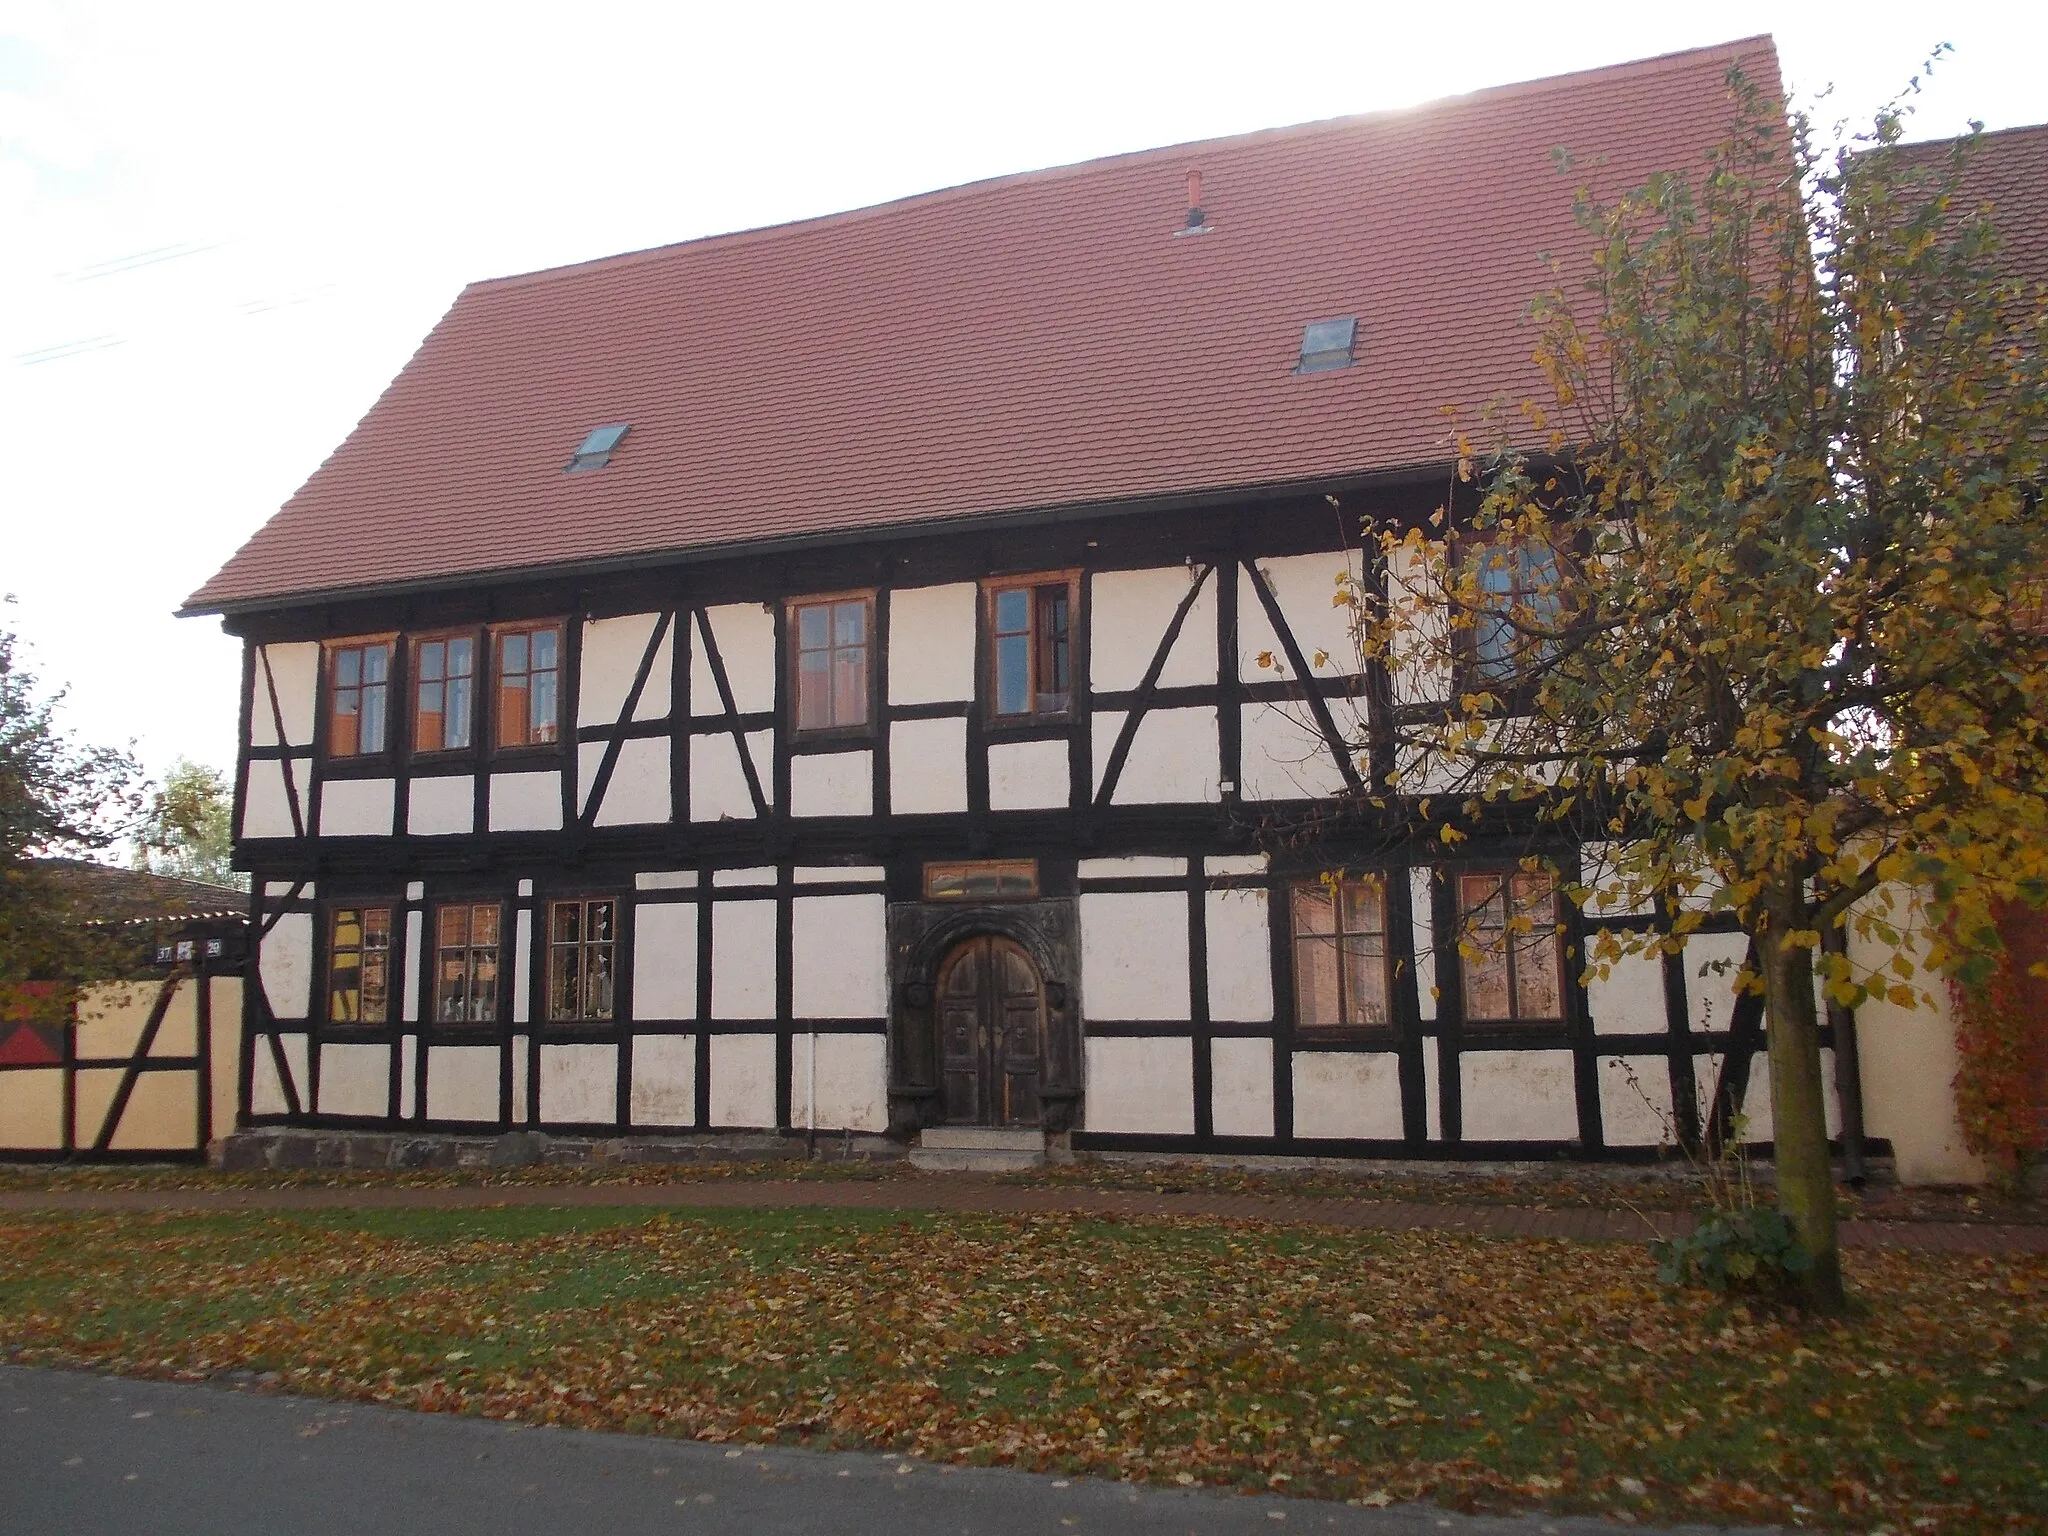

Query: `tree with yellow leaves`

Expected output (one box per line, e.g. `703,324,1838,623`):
1357,69,2048,1311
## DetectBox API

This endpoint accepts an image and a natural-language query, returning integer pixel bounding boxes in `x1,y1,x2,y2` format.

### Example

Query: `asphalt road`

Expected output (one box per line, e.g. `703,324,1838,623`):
0,1366,1758,1536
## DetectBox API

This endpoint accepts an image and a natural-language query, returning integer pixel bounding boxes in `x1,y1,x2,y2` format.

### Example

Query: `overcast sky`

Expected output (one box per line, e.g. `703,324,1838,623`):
4,1,2043,800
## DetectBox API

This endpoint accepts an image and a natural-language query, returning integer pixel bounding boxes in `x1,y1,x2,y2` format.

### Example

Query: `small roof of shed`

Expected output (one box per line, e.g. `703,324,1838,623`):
184,36,1781,615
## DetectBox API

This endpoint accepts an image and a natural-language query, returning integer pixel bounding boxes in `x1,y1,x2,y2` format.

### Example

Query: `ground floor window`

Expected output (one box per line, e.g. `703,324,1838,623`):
1457,870,1563,1021
434,902,502,1025
1290,875,1390,1029
549,898,617,1022
327,905,392,1024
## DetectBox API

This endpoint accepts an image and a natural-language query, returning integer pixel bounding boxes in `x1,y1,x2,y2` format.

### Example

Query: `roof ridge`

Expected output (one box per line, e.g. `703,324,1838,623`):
467,33,1777,298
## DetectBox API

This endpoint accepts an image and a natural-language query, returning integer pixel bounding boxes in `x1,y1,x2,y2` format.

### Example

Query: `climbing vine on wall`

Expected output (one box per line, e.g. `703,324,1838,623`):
1948,958,2038,1183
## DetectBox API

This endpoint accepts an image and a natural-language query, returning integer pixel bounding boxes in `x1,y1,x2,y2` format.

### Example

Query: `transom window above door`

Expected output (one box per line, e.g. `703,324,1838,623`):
986,573,1076,719
789,593,873,733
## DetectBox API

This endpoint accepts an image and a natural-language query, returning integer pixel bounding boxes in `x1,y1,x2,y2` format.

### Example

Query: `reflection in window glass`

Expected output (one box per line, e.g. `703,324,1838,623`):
1473,541,1564,684
434,903,500,1025
414,635,475,752
328,905,392,1023
794,598,869,730
922,860,1039,901
990,580,1072,717
1458,871,1563,1021
496,625,562,747
1290,876,1389,1028
328,643,391,756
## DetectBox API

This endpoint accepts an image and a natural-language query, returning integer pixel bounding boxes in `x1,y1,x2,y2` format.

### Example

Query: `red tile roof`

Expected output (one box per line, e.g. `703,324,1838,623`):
1894,122,2048,291
184,36,1782,615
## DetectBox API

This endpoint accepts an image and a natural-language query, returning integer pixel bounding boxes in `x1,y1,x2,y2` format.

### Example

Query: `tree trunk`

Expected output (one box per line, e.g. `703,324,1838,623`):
1757,895,1847,1311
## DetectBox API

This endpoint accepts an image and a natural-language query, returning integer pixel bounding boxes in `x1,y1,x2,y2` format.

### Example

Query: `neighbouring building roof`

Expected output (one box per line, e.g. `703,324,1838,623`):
1893,121,2048,290
33,859,249,926
184,36,1781,616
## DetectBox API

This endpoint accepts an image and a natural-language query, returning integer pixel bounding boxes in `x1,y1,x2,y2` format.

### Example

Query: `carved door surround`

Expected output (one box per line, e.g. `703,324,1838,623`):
885,899,1081,1137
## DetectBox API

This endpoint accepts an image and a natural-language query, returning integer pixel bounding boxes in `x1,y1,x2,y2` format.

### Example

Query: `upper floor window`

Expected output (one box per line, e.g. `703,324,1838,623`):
413,633,477,754
987,574,1075,718
1457,870,1563,1022
327,904,392,1024
1470,539,1564,685
434,901,502,1026
1291,875,1390,1030
790,594,872,733
495,624,562,748
325,640,392,757
549,898,617,1022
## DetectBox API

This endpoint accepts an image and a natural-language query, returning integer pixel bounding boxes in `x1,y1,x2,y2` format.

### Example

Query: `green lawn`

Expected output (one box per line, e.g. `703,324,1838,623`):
2,1205,2041,1531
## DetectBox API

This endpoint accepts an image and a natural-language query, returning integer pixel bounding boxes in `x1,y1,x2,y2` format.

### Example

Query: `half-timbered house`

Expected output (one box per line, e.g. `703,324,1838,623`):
179,36,1988,1178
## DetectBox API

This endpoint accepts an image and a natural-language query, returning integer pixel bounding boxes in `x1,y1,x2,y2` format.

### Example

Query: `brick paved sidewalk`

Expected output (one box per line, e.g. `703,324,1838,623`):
3,1176,2042,1254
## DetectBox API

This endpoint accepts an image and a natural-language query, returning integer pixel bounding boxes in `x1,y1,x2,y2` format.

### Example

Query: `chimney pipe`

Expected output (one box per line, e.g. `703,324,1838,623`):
1185,169,1205,229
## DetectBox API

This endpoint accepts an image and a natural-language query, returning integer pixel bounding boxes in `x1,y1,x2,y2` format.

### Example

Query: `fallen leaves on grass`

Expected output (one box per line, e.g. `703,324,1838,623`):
0,1207,2041,1532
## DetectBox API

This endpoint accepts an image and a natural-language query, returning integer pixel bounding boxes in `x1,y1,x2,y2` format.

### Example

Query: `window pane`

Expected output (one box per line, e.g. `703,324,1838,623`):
585,945,614,1020
360,953,388,1024
1294,936,1342,1026
1513,930,1561,1018
1474,614,1515,680
530,672,558,741
994,588,1030,635
333,911,363,950
1039,589,1070,698
417,683,444,752
472,905,499,946
330,691,360,757
446,676,472,749
531,628,557,671
364,908,391,948
363,645,389,685
472,949,498,1021
1340,879,1384,937
335,649,361,688
1342,935,1390,1024
501,632,528,675
419,641,445,683
497,679,528,748
1463,941,1512,1019
797,650,831,729
1291,884,1337,937
798,604,829,650
995,633,1031,714
552,902,581,945
449,636,474,677
552,948,580,1020
439,906,469,947
833,601,866,647
360,685,387,753
589,901,614,942
833,645,867,725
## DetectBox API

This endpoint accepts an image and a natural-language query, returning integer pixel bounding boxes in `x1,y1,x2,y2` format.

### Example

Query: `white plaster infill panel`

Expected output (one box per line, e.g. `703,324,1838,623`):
889,717,967,815
1077,857,1185,880
792,894,887,1017
637,870,699,890
1587,950,1666,1036
887,584,977,704
241,758,307,839
709,1034,777,1127
791,1034,888,1131
1459,1050,1579,1142
1680,931,1751,1036
1410,867,1438,1022
1093,707,1219,805
630,1034,697,1126
258,912,313,1021
1088,566,1218,693
425,1046,500,1124
318,777,394,837
987,738,1069,812
489,770,563,832
1292,1052,1403,1139
249,1033,308,1116
693,605,777,715
691,730,773,820
540,1043,618,1125
578,612,666,728
316,1043,390,1118
1078,891,1189,1020
407,774,475,836
1599,1055,1676,1147
1210,1036,1275,1138
711,900,778,1019
1205,854,1268,876
1084,1037,1195,1134
632,901,699,1020
1238,552,1365,681
1240,703,1348,802
791,750,874,818
1204,888,1273,1022
794,866,886,885
250,642,318,747
591,736,671,826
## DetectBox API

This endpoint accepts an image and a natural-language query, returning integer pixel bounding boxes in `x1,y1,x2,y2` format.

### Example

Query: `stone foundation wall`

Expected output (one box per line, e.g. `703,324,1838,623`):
212,1127,905,1173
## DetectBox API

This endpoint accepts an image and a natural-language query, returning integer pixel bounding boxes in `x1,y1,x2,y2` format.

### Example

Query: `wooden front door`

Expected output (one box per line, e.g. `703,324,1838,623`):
937,936,1044,1126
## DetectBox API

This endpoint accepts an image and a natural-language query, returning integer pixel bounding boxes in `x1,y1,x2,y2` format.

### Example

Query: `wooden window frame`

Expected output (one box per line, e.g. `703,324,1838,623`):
1288,873,1395,1036
786,590,877,739
321,635,397,761
430,900,505,1029
547,896,619,1024
324,902,394,1026
490,620,566,755
982,570,1079,725
1455,869,1566,1025
922,859,1040,902
410,629,482,758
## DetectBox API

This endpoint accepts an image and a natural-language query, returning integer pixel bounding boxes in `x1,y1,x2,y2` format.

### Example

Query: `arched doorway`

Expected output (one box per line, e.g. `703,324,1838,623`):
936,935,1045,1126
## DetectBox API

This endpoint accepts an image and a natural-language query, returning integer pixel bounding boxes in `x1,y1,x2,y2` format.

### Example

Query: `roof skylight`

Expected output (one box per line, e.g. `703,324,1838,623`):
1296,318,1357,374
566,422,630,472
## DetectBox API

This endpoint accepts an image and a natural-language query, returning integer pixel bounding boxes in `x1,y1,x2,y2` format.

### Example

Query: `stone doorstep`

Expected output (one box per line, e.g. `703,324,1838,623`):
907,1126,1047,1172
